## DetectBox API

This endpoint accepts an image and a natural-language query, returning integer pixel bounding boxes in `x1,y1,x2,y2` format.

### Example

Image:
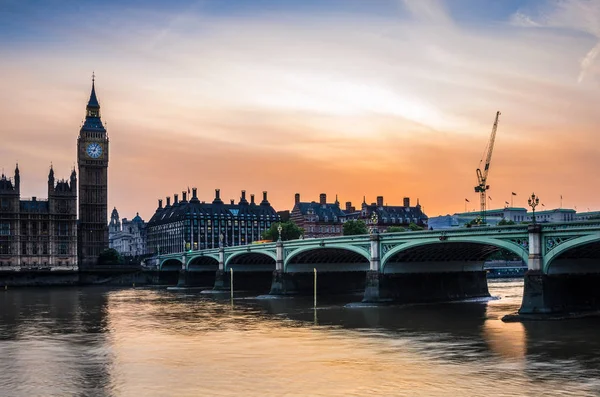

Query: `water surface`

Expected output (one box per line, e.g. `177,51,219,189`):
1,280,600,396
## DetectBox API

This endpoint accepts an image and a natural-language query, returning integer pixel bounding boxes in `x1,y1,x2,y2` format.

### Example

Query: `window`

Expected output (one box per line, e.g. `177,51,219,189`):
0,223,9,236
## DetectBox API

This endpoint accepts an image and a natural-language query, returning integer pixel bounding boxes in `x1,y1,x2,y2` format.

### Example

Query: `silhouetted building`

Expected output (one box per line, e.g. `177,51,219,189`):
109,208,146,257
147,189,279,254
290,193,346,238
77,77,109,268
0,165,77,269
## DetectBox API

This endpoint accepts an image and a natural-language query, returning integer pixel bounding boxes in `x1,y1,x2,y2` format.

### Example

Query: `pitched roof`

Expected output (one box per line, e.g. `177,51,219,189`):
361,204,428,221
148,200,279,226
295,202,346,222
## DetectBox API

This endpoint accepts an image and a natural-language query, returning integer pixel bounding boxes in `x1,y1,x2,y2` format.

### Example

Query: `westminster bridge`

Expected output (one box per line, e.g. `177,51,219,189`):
156,221,600,317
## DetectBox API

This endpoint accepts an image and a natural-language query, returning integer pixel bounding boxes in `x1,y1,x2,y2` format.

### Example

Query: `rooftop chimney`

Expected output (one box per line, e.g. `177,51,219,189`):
240,190,248,204
320,193,327,205
213,188,223,204
261,191,269,205
377,196,384,207
295,193,300,204
251,194,255,205
182,191,187,202
403,197,410,207
192,188,197,199
166,197,171,207
158,199,163,209
230,199,235,205
345,201,353,212
174,194,179,204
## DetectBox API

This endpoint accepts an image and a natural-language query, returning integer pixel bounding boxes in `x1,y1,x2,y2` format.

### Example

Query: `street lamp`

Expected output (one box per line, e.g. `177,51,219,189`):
528,192,540,224
370,212,379,234
277,223,283,242
219,233,224,248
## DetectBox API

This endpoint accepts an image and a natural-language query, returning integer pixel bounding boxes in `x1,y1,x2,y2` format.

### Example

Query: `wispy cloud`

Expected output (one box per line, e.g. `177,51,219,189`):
1,1,600,217
511,0,600,83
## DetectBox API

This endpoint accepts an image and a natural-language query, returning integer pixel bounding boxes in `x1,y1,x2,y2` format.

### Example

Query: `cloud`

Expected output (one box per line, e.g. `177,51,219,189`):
2,1,600,218
510,0,600,83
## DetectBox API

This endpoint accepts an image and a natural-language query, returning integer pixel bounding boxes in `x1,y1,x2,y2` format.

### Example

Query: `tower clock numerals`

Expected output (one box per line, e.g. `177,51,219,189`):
86,143,103,159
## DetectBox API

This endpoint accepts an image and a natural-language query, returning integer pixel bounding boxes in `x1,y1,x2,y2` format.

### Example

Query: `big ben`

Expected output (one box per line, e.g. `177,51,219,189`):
77,76,109,268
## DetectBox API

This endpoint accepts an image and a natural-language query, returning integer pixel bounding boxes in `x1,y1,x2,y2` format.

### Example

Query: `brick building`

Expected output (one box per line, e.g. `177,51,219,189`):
290,193,347,238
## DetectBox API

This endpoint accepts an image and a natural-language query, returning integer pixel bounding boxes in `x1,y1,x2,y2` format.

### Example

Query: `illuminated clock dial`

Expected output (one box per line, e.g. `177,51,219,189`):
86,143,102,159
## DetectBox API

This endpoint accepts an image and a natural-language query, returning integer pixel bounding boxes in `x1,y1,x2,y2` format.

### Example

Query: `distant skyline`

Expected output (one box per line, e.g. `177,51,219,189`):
2,0,600,220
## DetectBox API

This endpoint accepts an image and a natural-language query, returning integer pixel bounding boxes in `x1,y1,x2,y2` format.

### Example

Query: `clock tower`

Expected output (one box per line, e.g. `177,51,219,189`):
77,76,109,268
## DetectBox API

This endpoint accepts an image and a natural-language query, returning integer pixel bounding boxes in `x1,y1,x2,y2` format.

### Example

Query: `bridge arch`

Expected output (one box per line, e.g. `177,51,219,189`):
160,258,183,271
544,234,600,274
284,246,370,273
382,238,527,273
187,255,219,271
225,251,276,272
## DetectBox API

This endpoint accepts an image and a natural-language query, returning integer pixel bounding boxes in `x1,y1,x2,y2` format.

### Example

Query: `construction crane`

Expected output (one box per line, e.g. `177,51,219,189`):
474,111,501,225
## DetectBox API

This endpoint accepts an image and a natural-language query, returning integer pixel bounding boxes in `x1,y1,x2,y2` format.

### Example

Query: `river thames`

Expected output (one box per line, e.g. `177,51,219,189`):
1,279,600,397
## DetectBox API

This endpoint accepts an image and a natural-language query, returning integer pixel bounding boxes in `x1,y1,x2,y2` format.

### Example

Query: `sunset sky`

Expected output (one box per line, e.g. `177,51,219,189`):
2,0,600,220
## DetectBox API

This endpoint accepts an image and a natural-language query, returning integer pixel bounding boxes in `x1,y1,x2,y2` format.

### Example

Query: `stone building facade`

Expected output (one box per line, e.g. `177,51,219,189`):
109,208,147,257
0,165,78,269
147,188,279,255
290,193,346,238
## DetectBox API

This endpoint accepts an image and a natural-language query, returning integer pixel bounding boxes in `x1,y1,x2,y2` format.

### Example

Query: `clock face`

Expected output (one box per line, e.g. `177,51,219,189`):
86,143,102,159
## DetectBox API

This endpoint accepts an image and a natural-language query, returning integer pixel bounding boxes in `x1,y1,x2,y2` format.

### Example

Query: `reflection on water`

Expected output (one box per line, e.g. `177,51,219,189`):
1,280,600,396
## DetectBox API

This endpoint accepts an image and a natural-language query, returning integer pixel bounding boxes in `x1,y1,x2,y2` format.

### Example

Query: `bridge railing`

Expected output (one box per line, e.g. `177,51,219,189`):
158,221,600,261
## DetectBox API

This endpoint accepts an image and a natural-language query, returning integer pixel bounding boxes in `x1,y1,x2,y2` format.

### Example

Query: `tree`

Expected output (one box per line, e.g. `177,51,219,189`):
97,248,123,266
386,226,406,233
343,220,368,236
498,218,515,226
408,222,423,231
262,221,304,241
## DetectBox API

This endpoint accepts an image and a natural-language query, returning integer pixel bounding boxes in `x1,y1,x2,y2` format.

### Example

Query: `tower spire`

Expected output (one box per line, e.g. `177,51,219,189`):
87,74,100,110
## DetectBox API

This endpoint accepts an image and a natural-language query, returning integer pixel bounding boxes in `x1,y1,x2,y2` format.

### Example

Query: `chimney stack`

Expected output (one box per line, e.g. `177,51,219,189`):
174,194,179,204
320,193,327,205
377,196,384,207
261,191,269,205
192,188,197,199
295,193,300,204
166,197,171,207
158,199,163,209
345,201,353,212
241,190,247,203
182,191,187,202
230,199,235,205
403,197,410,207
215,189,221,200
251,194,255,205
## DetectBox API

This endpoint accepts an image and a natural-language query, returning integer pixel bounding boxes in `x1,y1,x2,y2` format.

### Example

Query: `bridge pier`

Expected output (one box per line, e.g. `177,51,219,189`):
174,255,188,288
213,246,228,290
509,224,600,319
269,241,295,295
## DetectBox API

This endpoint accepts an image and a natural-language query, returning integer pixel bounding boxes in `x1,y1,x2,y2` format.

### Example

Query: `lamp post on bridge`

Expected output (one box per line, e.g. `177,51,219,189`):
370,212,379,235
277,223,283,242
528,193,540,224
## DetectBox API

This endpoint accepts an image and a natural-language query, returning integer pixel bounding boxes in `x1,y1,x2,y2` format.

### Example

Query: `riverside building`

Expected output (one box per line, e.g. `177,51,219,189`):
0,165,78,269
146,188,279,254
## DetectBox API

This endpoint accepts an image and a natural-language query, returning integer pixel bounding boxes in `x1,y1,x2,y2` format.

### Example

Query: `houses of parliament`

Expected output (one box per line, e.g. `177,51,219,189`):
0,78,109,270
